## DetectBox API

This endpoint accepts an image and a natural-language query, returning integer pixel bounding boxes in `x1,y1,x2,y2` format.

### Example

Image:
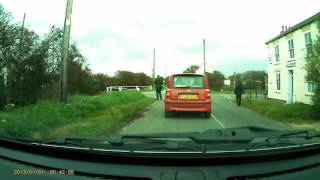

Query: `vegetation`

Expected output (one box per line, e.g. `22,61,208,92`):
242,99,319,124
205,71,225,91
0,4,153,108
0,91,154,140
182,65,266,92
305,19,320,118
183,65,200,73
228,70,267,91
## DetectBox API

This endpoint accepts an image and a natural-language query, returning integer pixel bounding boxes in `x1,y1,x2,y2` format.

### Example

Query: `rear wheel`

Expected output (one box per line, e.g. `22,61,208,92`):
204,111,211,118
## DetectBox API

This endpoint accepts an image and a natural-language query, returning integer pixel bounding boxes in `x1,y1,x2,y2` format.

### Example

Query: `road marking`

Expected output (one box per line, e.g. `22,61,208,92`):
211,114,225,129
222,94,233,101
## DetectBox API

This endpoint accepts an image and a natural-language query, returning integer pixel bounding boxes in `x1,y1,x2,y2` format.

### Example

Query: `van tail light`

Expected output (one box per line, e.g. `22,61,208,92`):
205,89,210,98
166,89,171,97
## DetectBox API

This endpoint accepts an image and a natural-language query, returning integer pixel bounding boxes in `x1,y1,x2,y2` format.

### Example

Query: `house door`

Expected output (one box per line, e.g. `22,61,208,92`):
288,70,294,103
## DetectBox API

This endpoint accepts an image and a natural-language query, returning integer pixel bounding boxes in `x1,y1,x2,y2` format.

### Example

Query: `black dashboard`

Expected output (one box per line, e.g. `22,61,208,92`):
1,139,320,180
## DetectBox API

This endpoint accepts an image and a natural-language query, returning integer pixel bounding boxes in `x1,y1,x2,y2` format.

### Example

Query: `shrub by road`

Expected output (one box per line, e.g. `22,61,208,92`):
242,99,320,130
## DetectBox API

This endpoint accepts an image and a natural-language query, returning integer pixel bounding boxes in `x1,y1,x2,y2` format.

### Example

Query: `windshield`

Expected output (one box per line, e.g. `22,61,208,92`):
0,0,320,155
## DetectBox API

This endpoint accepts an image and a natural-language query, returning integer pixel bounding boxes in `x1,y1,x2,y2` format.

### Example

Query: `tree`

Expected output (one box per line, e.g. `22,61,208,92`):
183,65,200,73
228,71,267,90
0,75,5,109
242,71,267,90
228,73,242,86
88,73,113,94
205,71,225,90
305,19,320,118
134,72,153,86
6,26,45,105
67,44,91,95
0,3,15,70
114,71,153,86
0,4,103,104
42,26,63,79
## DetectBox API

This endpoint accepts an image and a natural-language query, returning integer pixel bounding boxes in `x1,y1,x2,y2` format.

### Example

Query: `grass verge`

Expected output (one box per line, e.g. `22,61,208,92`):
242,99,320,130
0,91,154,140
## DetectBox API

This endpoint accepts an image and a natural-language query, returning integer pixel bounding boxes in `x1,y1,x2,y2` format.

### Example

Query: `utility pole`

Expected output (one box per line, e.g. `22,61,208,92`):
60,0,73,102
152,48,155,80
20,13,26,46
203,39,206,75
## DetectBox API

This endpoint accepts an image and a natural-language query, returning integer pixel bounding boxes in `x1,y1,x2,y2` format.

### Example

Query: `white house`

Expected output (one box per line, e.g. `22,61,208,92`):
266,12,320,104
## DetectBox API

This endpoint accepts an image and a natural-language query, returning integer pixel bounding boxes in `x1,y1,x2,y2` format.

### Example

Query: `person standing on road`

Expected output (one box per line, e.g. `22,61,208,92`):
154,75,164,100
234,81,244,106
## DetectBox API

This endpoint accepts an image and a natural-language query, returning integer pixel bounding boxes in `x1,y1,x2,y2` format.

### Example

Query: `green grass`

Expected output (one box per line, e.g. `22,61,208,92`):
242,99,318,124
211,90,234,94
0,91,154,140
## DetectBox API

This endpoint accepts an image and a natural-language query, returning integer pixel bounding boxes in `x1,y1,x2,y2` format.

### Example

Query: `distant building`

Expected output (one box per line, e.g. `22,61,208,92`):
265,12,320,104
224,80,231,86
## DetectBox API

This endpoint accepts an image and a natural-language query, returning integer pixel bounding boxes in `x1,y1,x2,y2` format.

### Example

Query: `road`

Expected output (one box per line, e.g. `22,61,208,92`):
120,92,291,134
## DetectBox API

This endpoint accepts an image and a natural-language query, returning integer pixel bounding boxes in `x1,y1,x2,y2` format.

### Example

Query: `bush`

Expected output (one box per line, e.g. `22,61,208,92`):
311,86,320,119
0,91,154,139
0,75,6,110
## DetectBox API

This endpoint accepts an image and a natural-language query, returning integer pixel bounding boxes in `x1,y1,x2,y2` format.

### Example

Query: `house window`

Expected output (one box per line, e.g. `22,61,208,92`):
268,55,272,64
274,45,280,62
288,39,295,59
276,73,281,90
304,32,312,56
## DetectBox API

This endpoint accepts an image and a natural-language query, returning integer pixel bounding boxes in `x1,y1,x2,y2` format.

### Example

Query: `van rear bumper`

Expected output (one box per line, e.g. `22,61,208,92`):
164,99,211,112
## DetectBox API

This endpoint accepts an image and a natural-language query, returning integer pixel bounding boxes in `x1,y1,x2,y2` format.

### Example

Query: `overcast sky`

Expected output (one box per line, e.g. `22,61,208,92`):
1,0,320,76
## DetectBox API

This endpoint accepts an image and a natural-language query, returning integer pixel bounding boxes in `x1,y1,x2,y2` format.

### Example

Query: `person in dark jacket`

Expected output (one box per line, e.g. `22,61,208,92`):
234,81,244,106
154,75,164,100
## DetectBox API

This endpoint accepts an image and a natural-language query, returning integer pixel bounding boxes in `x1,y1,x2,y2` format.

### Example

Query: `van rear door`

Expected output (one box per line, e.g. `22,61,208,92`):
170,74,208,100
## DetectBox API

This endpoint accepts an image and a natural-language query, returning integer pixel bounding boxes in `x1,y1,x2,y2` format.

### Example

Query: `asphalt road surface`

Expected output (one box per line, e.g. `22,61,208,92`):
120,91,291,134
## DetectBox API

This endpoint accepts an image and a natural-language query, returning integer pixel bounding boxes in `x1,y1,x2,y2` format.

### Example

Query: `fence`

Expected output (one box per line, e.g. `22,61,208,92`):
244,89,268,100
106,86,153,92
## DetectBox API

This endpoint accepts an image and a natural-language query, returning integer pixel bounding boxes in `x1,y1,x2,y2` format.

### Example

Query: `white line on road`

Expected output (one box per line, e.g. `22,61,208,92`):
211,114,225,129
222,94,233,101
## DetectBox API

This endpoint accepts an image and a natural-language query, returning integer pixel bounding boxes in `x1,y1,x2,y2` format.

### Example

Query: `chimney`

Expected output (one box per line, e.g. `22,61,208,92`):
281,25,285,33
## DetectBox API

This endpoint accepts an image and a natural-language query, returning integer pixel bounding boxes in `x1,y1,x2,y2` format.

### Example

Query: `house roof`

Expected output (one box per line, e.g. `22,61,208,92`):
265,11,320,45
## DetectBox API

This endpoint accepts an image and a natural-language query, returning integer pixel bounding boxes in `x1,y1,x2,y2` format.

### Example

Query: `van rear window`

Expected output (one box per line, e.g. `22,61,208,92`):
173,75,204,88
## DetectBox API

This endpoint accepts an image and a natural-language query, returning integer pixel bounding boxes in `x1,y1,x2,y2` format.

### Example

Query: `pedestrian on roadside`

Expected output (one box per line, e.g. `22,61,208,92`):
154,75,164,100
234,81,244,106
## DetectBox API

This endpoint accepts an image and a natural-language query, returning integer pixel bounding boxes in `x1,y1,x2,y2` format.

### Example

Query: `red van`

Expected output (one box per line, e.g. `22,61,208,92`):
164,73,211,118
